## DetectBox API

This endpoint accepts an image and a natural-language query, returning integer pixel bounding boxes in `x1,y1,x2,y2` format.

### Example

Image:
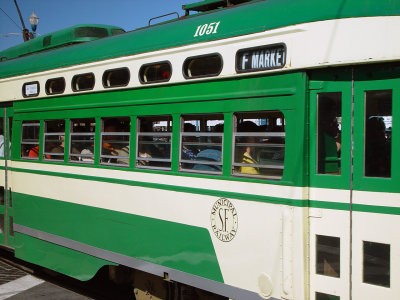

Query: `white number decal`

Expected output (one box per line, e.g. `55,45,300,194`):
194,21,221,37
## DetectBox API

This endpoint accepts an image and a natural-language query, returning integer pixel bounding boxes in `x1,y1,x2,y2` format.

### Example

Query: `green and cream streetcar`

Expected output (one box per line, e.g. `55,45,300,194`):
0,0,399,299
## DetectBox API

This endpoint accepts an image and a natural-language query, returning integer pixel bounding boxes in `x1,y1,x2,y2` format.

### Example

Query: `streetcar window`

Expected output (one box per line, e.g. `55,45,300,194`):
43,120,65,161
103,68,130,88
9,216,14,236
0,118,3,158
74,27,108,38
232,111,285,180
316,235,340,278
136,116,172,170
139,61,171,84
363,241,390,287
21,121,40,159
69,118,95,163
100,117,130,166
43,35,51,47
0,214,3,234
0,186,4,205
111,28,125,36
7,117,12,158
45,77,65,95
72,73,95,92
316,292,340,300
180,114,224,174
317,93,342,175
183,54,222,79
22,81,40,98
364,90,392,178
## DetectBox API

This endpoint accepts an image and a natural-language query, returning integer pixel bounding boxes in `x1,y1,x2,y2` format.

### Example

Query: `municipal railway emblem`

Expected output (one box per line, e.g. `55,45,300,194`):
210,198,238,242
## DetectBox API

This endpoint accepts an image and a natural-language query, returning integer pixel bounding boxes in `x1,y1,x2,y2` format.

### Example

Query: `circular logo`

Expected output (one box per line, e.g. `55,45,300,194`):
210,198,238,242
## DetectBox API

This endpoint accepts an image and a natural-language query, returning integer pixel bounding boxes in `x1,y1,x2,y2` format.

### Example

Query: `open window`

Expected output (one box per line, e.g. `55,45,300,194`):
180,114,224,174
21,121,40,159
232,111,285,180
136,116,172,170
69,118,96,163
43,120,65,161
100,117,130,166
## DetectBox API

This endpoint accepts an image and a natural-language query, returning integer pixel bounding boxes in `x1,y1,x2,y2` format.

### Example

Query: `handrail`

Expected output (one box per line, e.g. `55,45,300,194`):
148,12,179,26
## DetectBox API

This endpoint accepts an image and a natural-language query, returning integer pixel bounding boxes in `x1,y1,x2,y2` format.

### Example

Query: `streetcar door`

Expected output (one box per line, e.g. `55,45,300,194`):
0,105,14,249
350,66,398,299
308,69,352,300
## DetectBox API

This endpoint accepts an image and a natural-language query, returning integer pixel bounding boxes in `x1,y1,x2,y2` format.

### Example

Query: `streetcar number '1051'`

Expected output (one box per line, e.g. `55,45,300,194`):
194,22,221,37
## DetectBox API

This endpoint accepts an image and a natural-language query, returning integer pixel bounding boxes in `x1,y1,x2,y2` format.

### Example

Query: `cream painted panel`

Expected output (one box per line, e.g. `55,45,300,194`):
1,17,400,101
10,161,306,200
310,188,350,204
352,212,400,300
11,170,307,297
353,190,400,207
309,209,350,300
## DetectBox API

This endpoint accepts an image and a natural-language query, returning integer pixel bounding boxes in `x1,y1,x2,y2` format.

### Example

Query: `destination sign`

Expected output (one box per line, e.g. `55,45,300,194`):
22,81,40,97
236,44,286,73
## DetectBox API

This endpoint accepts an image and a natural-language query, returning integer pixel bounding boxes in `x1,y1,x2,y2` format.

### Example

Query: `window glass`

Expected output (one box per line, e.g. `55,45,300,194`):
9,216,13,236
21,121,40,159
101,117,130,166
69,118,95,163
0,118,4,158
139,62,171,84
103,68,130,88
317,93,342,175
233,111,285,180
43,35,51,47
363,241,390,287
180,114,223,174
111,28,125,36
22,81,39,97
136,116,172,170
74,27,108,38
0,214,3,234
0,186,4,206
43,120,65,161
316,235,340,278
8,189,12,207
72,73,95,92
7,117,12,158
315,292,340,300
183,54,222,79
364,90,392,178
46,77,65,95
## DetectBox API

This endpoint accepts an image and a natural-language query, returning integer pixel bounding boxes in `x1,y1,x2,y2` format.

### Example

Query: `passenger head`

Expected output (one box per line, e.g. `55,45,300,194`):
184,123,196,132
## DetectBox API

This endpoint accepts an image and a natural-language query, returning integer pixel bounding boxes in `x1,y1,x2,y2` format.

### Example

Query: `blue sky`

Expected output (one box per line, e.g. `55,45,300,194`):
0,0,191,51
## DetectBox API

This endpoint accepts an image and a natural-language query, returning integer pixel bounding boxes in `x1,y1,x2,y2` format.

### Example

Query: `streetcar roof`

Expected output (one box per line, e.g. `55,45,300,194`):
0,0,399,79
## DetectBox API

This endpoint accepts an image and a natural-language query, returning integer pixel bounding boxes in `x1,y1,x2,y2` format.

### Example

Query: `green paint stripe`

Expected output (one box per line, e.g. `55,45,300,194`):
309,201,400,216
9,167,400,215
309,200,350,211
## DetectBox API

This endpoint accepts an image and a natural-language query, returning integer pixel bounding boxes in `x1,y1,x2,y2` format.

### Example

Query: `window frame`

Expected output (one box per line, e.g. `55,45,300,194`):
139,61,172,84
102,67,130,89
100,117,131,167
20,120,40,160
71,72,95,92
232,111,286,180
22,81,40,98
45,77,66,95
182,53,223,80
179,114,224,175
69,118,96,164
136,115,172,170
43,119,65,162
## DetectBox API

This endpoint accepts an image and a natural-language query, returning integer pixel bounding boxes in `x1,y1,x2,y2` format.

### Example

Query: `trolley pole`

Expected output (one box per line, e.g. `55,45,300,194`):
13,0,31,42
